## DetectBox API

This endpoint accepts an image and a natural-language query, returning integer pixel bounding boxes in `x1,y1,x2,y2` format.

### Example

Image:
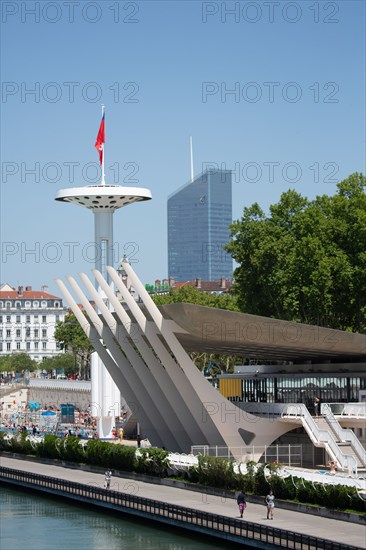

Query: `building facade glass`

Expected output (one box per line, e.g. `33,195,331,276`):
168,169,233,281
221,375,366,408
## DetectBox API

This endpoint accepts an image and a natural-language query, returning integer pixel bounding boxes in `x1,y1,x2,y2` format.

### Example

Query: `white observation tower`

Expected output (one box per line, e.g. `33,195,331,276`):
55,107,152,438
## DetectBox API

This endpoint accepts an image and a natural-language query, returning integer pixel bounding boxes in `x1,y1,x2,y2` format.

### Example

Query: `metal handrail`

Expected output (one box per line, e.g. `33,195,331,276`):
0,466,360,550
322,404,366,467
340,404,366,418
281,404,357,472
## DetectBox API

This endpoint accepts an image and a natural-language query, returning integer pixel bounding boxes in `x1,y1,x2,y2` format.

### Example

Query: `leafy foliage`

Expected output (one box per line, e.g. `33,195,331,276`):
134,447,170,476
0,434,364,513
40,354,77,375
152,285,238,311
253,463,270,495
227,173,366,332
54,313,93,379
193,455,242,489
0,353,38,373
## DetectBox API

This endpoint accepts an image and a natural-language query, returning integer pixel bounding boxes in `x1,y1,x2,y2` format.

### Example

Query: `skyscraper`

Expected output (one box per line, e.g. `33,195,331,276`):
168,169,233,281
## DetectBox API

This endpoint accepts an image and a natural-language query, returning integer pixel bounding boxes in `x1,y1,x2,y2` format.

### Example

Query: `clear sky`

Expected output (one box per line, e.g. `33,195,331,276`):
1,0,365,296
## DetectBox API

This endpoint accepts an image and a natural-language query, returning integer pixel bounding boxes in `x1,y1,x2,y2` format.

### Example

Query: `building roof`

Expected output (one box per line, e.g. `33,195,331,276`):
167,168,232,200
158,303,366,363
0,288,61,300
0,284,13,291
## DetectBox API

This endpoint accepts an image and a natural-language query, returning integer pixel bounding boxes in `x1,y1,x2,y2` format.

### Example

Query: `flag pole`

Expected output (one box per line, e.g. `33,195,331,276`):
101,104,105,186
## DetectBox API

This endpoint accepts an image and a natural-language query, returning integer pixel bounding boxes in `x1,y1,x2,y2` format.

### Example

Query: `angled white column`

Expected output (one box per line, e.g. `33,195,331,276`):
105,267,220,445
78,272,183,450
66,275,169,448
57,266,295,459
56,277,164,447
92,269,199,449
118,260,262,450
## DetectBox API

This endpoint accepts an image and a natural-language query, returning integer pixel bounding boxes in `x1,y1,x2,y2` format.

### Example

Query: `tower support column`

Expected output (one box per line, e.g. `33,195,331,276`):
93,210,119,437
55,184,152,440
94,211,114,281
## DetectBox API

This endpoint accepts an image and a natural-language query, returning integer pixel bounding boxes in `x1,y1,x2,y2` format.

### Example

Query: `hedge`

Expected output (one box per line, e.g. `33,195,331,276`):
0,432,364,513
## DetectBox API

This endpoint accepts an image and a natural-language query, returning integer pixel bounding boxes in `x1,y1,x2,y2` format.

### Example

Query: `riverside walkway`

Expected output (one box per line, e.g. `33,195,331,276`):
0,456,365,549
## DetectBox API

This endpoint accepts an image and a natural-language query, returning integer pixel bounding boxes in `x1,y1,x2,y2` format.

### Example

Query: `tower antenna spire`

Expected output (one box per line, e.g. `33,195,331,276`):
190,135,194,183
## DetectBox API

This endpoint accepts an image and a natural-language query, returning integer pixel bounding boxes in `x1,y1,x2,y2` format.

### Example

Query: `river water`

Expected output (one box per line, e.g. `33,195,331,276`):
1,486,235,550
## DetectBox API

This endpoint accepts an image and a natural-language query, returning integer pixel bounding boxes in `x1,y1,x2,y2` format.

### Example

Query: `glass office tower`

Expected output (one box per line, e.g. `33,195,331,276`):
168,169,233,281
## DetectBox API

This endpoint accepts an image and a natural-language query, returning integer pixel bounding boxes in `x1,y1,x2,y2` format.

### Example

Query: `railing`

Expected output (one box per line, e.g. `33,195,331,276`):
322,404,366,468
281,404,358,472
0,466,360,550
191,445,303,466
325,403,366,418
340,403,366,418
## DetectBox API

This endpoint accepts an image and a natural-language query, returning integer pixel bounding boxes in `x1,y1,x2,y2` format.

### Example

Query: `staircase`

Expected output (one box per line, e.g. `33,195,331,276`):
321,404,366,469
281,404,366,472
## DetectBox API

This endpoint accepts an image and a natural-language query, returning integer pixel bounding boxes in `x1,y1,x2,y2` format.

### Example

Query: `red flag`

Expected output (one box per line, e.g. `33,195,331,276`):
95,113,105,165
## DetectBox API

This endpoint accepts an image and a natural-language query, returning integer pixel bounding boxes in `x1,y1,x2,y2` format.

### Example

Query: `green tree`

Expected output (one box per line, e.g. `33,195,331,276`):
226,173,366,332
0,353,38,374
41,354,78,376
54,313,93,379
152,284,238,311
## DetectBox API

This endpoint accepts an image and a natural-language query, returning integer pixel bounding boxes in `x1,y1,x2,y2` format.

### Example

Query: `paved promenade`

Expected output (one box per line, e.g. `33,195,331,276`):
1,456,365,549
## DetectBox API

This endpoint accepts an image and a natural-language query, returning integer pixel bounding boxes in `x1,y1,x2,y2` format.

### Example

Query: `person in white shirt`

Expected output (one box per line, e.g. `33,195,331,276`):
104,470,112,489
265,490,275,519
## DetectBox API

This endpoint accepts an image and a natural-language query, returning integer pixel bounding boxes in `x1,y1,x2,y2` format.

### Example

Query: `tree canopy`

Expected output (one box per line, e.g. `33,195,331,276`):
152,284,239,311
54,313,93,379
0,353,38,373
226,173,366,333
41,354,78,375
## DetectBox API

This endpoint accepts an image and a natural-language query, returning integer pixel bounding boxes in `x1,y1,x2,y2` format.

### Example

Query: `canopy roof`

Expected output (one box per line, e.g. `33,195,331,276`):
157,303,366,363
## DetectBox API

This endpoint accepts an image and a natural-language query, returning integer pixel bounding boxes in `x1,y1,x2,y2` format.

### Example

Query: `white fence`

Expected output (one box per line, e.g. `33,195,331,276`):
191,444,303,466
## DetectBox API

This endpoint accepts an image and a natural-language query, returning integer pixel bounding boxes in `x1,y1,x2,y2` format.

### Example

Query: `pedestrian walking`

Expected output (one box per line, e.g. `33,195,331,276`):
265,490,275,519
314,397,320,416
236,490,247,518
104,469,112,489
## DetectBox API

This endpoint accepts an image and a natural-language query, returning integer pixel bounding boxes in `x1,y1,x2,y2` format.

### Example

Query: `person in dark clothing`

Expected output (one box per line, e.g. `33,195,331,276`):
237,491,247,518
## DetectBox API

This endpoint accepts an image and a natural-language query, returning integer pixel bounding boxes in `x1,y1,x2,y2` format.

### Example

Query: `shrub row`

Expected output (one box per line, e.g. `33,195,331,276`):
0,432,169,477
189,456,365,513
0,433,364,513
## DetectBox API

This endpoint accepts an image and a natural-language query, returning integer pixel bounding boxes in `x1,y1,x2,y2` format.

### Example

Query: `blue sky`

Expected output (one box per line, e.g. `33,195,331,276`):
1,0,365,295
